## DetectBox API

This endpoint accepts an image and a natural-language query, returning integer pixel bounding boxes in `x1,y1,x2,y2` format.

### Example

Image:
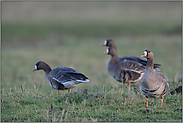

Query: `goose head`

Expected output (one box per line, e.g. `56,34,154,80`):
101,39,116,48
104,48,117,57
141,49,154,59
32,61,51,74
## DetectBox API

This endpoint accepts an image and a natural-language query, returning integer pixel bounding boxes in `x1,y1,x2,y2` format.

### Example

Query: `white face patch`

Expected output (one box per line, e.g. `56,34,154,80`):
104,40,107,45
34,65,37,70
143,51,147,56
106,48,109,53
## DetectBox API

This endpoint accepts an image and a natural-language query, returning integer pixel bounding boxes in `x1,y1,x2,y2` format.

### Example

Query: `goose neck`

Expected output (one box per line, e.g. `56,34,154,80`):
43,65,52,75
146,58,154,71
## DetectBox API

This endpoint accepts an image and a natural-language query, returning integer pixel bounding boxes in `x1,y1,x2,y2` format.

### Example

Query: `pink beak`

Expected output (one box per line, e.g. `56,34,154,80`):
100,43,106,46
141,54,146,57
32,66,37,72
104,51,109,54
32,68,37,72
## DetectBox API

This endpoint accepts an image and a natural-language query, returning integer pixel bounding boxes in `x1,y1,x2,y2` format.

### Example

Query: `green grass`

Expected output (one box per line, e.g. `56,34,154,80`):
1,83,182,122
1,2,182,122
1,36,182,122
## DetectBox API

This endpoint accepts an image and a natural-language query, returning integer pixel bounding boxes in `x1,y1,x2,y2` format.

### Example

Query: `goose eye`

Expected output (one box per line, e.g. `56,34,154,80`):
144,51,147,56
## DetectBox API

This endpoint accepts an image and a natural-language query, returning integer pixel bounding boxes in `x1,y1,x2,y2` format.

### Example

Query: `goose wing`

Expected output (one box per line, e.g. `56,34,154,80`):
52,72,89,83
51,67,89,83
155,72,170,94
119,56,161,68
48,67,89,89
119,60,146,73
114,60,146,82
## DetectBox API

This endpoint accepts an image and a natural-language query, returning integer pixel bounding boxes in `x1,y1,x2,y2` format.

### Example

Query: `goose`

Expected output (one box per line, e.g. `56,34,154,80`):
103,47,146,90
139,49,169,107
32,61,89,97
101,39,161,70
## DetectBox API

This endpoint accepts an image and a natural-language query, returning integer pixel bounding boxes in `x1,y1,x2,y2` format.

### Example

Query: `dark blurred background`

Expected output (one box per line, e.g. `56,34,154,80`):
2,2,181,46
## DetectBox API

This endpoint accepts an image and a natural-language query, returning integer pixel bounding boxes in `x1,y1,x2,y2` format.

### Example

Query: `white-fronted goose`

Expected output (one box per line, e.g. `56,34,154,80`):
101,39,161,70
32,61,89,97
103,47,146,90
139,49,169,107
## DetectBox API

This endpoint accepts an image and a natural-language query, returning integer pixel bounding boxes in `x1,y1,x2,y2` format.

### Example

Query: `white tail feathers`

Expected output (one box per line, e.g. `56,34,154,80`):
76,79,90,83
154,68,160,72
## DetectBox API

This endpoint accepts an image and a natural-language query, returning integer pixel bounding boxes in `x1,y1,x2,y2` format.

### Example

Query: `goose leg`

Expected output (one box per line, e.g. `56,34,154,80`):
58,90,60,97
68,89,71,93
123,83,125,87
127,83,130,91
146,98,148,107
122,83,126,103
161,97,163,107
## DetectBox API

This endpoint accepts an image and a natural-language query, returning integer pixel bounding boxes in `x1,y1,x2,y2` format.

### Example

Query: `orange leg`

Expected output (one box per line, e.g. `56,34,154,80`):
68,89,71,93
146,98,148,107
123,83,125,86
161,98,163,107
58,90,60,97
128,83,130,87
127,83,130,90
122,83,126,103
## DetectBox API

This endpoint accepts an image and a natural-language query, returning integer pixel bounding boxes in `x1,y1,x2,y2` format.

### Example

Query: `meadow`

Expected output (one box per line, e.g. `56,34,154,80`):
1,2,182,122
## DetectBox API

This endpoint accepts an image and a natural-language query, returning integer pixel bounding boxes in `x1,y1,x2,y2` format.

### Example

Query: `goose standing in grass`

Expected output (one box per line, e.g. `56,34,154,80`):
101,39,161,90
32,61,89,97
140,49,169,107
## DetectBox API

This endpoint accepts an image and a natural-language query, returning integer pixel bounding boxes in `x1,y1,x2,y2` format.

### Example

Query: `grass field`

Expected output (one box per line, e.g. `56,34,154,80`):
1,2,182,122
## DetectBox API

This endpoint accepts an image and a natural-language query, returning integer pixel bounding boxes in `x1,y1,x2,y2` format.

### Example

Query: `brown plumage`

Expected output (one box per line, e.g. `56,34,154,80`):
101,39,161,90
103,46,146,90
139,49,169,107
32,61,89,97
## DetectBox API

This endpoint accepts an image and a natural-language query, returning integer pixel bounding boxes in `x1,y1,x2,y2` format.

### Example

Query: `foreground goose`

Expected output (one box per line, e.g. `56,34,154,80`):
32,61,89,97
140,49,169,107
103,47,146,90
101,39,161,70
